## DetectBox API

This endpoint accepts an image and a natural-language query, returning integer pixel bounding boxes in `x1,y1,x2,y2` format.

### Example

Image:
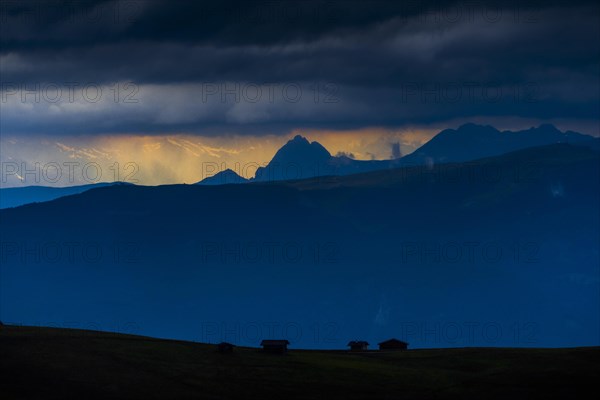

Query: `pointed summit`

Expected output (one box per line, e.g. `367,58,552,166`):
253,135,333,182
291,134,310,144
536,123,560,132
270,135,331,164
197,169,248,185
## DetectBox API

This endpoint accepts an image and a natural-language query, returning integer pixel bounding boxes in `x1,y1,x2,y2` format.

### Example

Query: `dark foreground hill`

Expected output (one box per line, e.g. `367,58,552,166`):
0,325,598,400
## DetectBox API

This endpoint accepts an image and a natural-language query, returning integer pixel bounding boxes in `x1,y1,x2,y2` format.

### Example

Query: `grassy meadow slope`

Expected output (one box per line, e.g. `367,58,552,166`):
0,325,598,400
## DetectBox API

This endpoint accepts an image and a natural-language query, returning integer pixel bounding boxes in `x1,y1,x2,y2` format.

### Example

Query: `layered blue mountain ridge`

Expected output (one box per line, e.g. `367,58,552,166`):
1,143,598,349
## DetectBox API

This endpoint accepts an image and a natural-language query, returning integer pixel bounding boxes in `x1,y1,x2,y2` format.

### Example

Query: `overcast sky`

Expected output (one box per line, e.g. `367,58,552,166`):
0,0,598,186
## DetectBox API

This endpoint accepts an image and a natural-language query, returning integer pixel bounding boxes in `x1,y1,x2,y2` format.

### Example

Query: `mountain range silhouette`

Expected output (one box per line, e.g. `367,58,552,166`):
2,123,598,208
198,123,597,185
1,142,598,348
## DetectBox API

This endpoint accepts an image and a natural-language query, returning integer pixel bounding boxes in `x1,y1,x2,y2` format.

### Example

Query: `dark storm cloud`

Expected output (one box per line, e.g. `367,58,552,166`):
0,0,470,49
1,0,598,135
1,0,595,48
